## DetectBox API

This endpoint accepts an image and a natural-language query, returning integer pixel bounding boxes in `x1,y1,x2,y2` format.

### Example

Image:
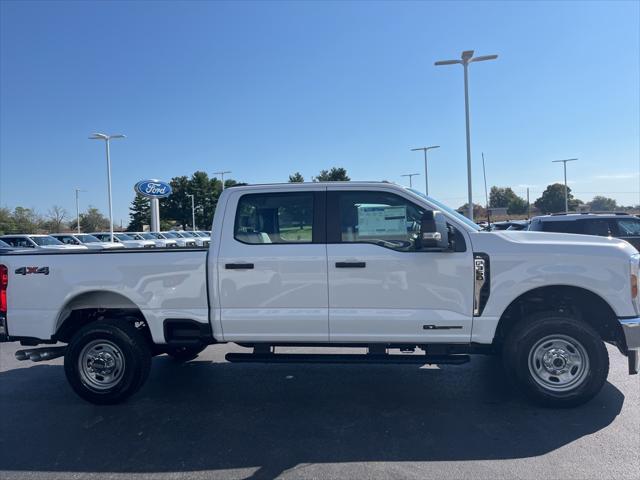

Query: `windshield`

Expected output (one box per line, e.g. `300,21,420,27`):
31,236,64,246
139,233,156,240
178,231,196,238
161,232,178,239
115,233,135,241
76,234,100,243
408,189,482,231
0,239,9,247
194,231,208,237
171,231,187,238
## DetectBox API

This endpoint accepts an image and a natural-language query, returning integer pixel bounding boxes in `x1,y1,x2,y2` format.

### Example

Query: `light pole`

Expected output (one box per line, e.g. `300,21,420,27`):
214,170,232,191
89,133,125,243
187,194,196,230
552,158,578,213
74,188,86,234
411,145,440,196
401,173,420,188
435,50,498,221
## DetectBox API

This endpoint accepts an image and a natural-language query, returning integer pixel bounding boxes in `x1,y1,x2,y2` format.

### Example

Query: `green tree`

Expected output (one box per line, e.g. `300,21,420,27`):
127,194,150,231
12,207,43,233
534,183,582,213
588,196,617,211
289,172,304,183
79,207,110,232
457,203,487,219
314,167,350,182
0,207,16,234
489,186,528,215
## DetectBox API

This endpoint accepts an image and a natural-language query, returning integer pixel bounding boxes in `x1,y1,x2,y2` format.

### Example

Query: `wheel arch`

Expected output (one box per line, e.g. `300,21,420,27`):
54,290,150,344
493,285,625,350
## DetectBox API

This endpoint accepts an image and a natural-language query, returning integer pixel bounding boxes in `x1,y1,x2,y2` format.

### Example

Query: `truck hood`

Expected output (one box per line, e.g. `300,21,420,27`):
473,230,637,258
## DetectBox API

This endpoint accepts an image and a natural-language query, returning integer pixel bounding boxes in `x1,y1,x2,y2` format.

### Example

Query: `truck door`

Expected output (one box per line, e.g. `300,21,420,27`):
217,188,329,341
326,188,474,343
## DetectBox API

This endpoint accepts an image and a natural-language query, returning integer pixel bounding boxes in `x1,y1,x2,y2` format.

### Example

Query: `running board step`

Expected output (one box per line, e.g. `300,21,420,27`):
225,352,470,365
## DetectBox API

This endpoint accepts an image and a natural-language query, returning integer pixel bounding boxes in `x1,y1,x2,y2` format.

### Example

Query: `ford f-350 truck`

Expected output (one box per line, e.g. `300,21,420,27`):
1,182,638,406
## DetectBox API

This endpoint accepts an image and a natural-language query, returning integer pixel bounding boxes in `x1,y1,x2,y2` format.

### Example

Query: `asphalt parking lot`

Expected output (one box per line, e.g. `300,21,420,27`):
0,342,638,480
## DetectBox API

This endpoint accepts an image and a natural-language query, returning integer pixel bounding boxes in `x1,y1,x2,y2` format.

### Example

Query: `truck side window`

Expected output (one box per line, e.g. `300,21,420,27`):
334,191,426,251
235,193,314,244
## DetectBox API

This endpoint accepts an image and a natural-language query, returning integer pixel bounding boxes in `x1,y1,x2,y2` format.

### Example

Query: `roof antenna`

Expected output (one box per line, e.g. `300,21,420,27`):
482,152,491,230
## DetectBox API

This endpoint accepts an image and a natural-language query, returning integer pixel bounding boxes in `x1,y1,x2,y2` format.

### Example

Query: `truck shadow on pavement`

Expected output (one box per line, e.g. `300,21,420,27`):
0,354,626,479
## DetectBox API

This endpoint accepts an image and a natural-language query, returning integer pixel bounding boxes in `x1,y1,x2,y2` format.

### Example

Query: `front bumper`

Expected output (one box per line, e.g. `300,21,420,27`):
619,317,640,374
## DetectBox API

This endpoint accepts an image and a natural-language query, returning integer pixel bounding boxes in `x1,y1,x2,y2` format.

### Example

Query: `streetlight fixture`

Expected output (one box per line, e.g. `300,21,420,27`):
401,173,420,188
89,133,125,243
74,188,86,234
187,194,196,230
435,50,498,221
214,170,232,191
552,158,579,213
411,145,440,196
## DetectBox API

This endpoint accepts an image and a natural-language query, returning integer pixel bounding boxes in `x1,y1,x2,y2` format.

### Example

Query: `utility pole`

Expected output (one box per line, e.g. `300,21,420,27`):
74,188,85,234
552,158,578,213
89,133,126,242
410,146,440,196
214,171,232,191
435,50,498,221
401,173,420,188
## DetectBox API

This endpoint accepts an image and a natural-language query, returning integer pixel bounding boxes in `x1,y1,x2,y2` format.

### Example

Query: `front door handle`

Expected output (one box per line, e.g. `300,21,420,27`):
225,263,254,270
335,262,366,268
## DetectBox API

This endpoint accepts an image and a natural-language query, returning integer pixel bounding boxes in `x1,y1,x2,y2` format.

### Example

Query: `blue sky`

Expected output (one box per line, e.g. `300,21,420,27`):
1,0,638,225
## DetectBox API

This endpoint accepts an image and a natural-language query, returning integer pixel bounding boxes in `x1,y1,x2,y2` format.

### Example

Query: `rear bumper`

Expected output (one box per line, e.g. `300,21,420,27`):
619,317,640,374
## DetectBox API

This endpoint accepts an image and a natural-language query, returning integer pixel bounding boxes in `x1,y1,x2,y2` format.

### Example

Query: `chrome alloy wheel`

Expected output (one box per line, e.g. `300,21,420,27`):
78,340,126,391
528,334,590,392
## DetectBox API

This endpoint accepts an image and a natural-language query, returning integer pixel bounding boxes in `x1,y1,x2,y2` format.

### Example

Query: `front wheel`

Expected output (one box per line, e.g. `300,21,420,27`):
502,313,609,408
64,320,152,405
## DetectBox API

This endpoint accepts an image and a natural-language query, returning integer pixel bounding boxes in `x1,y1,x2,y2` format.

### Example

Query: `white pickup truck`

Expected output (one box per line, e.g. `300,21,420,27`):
0,182,638,406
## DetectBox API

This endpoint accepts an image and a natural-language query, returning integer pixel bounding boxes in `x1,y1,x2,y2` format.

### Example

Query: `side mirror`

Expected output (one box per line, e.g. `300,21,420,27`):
418,210,450,251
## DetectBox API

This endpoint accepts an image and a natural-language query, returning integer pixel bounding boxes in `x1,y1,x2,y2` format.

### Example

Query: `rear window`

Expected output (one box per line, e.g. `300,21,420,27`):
616,218,640,236
235,192,315,244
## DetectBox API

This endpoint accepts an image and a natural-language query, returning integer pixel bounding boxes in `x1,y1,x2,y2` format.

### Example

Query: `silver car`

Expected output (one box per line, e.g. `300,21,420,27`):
0,234,88,251
51,233,125,250
131,232,178,248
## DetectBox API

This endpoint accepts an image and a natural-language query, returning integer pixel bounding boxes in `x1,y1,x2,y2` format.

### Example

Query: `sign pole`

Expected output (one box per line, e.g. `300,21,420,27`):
150,198,160,232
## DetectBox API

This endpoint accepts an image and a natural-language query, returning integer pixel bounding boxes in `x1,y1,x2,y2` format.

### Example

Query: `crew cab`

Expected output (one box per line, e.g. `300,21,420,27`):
0,182,638,406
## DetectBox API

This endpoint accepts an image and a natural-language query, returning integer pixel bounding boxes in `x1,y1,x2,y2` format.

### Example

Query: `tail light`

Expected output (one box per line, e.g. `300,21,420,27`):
1,265,8,335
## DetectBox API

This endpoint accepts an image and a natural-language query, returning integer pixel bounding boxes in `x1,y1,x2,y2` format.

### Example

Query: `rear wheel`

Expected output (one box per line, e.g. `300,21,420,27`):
166,345,207,362
502,313,609,407
64,320,152,405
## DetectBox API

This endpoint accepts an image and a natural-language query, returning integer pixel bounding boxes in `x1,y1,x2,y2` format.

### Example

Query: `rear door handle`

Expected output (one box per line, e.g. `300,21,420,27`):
335,262,366,268
225,263,254,270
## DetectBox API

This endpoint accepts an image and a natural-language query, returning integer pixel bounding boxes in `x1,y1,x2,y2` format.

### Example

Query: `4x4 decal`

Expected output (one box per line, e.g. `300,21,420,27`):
15,266,49,276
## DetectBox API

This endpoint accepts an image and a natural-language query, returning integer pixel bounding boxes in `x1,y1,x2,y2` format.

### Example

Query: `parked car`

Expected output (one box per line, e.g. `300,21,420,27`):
91,232,156,249
1,182,638,407
169,230,204,247
162,231,198,247
528,212,640,250
188,230,211,247
130,232,178,248
51,233,125,250
0,234,87,251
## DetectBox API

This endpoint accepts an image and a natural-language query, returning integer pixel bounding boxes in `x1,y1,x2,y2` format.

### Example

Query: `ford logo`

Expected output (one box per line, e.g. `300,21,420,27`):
134,180,172,198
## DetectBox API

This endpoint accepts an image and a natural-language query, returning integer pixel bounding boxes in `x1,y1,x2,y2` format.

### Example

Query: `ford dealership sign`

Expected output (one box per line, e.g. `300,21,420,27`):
134,180,172,198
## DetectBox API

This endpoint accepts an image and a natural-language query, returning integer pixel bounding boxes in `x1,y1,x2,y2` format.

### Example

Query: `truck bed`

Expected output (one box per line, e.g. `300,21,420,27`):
0,248,209,343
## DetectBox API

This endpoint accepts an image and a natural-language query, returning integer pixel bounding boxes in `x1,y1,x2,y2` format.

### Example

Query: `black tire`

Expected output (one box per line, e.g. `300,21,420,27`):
502,312,609,408
166,345,206,362
64,319,152,405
